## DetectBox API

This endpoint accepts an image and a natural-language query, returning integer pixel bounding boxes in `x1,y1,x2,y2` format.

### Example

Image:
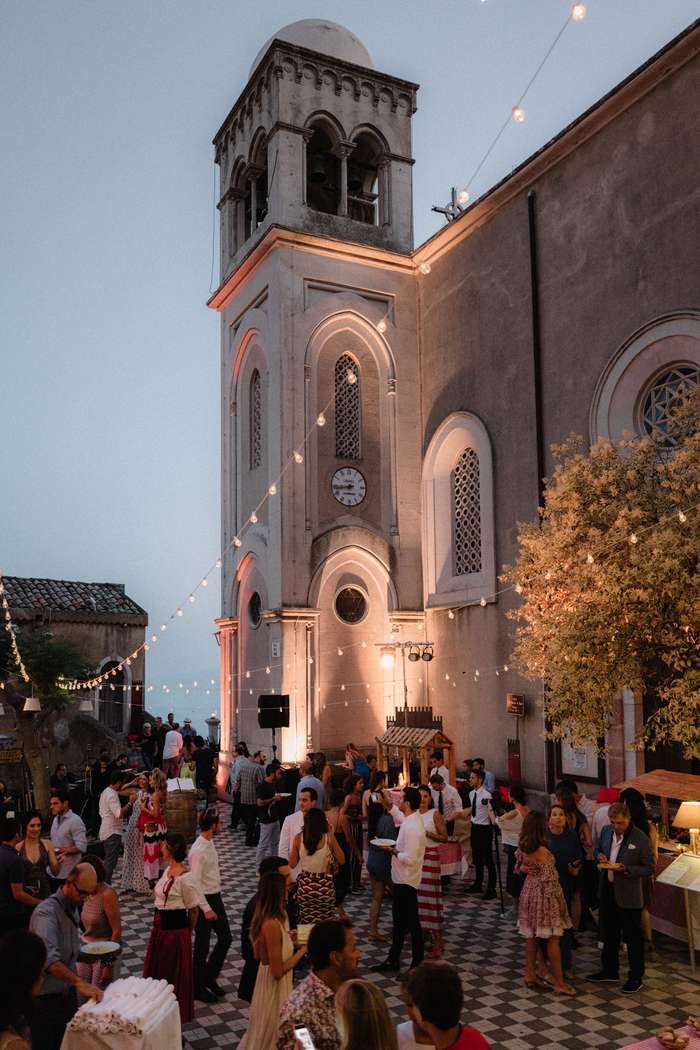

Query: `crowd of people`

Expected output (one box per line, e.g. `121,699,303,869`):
0,732,663,1050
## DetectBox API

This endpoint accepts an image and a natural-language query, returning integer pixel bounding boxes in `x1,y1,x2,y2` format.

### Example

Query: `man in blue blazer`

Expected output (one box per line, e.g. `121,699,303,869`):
586,801,654,993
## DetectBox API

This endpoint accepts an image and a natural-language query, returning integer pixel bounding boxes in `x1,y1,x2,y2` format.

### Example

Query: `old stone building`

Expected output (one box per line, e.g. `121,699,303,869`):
210,18,700,793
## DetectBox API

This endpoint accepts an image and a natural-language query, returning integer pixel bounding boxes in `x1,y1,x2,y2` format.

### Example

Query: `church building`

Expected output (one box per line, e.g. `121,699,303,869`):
209,18,700,794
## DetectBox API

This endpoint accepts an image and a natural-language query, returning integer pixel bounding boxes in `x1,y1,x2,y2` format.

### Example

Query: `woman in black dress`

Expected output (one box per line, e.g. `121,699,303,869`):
340,774,364,892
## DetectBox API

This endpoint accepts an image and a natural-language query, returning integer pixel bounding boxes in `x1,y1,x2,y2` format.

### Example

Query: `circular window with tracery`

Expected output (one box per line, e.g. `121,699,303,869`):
248,592,262,628
335,587,367,625
639,364,699,446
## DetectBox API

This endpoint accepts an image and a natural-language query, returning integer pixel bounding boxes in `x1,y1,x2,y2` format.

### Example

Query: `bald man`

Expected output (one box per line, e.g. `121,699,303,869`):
30,862,103,1050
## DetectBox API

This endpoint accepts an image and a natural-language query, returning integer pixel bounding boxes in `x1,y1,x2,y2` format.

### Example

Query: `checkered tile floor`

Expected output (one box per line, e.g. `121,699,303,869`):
114,808,700,1049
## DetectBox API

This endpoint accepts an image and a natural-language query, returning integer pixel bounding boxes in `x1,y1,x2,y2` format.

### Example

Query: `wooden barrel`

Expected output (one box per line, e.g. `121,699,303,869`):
164,789,199,845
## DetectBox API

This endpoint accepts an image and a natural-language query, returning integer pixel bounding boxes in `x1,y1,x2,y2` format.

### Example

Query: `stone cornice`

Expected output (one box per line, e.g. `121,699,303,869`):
264,607,322,624
207,224,413,312
213,40,419,152
414,18,700,267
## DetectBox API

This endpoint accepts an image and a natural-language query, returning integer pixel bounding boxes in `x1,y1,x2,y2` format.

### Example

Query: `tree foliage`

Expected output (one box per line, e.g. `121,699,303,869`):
503,395,700,759
0,623,90,717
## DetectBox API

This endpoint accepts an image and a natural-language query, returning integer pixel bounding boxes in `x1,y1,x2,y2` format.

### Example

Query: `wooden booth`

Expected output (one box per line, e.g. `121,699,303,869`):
376,726,456,787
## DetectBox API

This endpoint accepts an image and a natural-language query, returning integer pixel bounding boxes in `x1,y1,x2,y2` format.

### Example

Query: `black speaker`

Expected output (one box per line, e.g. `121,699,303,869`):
257,694,290,729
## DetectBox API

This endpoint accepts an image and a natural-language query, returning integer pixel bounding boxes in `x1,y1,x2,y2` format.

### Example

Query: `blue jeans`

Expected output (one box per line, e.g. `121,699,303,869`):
102,834,121,884
256,821,280,870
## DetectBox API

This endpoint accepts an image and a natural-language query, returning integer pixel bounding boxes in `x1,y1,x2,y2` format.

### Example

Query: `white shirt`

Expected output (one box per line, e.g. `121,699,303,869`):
496,807,524,849
391,809,426,888
279,810,305,878
430,764,450,786
396,1020,435,1050
577,795,598,823
154,867,202,911
608,830,625,882
430,783,462,821
163,729,183,760
98,786,123,841
188,834,220,896
390,804,405,827
468,785,492,826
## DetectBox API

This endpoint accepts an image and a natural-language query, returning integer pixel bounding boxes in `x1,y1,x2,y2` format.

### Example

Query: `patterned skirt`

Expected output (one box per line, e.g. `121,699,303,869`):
297,870,336,924
143,819,167,882
417,845,443,935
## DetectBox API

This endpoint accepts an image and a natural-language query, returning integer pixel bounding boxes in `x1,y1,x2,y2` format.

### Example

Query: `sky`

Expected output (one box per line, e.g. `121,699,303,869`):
2,0,699,725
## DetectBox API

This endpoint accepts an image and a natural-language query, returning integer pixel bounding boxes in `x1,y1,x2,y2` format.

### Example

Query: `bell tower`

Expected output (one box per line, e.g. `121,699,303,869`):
213,22,424,781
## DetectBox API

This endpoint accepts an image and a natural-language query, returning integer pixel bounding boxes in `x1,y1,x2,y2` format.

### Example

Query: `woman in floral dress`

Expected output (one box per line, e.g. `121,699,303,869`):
516,811,576,996
120,773,151,893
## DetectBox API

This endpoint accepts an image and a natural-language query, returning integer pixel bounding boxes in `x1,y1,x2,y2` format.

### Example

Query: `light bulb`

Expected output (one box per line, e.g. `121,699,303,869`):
317,413,326,427
293,450,304,464
265,666,271,675
457,188,470,205
308,657,314,665
480,597,487,607
176,608,183,617
444,673,450,681
419,261,431,275
201,577,208,587
504,665,509,672
377,319,387,333
268,483,277,495
630,533,638,545
211,678,215,684
448,609,455,620
216,558,223,568
679,510,687,523
545,571,552,580
515,583,523,595
246,671,251,679
188,594,196,603
233,536,242,547
572,3,586,20
250,512,258,524
193,680,198,687
341,684,345,691
337,648,343,656
361,641,368,649
346,370,357,385
151,634,157,642
512,105,526,123
344,700,348,707
381,647,395,669
586,553,594,564
475,669,480,677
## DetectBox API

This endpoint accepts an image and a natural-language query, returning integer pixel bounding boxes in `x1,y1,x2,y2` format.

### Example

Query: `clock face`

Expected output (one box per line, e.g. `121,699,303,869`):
331,467,366,507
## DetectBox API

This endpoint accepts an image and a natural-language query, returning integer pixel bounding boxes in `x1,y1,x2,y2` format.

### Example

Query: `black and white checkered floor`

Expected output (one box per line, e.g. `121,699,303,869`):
115,810,700,1049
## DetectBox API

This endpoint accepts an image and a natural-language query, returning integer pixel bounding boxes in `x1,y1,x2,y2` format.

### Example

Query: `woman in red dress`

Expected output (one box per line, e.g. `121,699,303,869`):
143,832,200,1022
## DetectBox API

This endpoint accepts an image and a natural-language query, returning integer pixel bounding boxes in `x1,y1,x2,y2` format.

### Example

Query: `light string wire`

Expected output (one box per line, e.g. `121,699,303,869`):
450,3,587,210
0,372,357,694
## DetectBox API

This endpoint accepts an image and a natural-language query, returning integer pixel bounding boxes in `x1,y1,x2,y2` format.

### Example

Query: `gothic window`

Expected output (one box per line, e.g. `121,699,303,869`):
452,448,482,576
249,369,262,470
639,365,699,446
348,133,382,225
334,354,361,459
306,126,341,215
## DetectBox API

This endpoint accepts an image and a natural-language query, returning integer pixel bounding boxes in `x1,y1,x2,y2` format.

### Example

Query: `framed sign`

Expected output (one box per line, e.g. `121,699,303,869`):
557,737,606,784
506,693,525,716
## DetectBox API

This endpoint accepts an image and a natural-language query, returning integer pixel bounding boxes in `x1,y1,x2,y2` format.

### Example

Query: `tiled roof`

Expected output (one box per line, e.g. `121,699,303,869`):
2,576,147,624
377,726,452,748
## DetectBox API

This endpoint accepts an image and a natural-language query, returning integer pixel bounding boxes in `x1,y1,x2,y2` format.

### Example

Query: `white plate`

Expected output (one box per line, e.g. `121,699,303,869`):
80,940,120,956
370,838,396,847
276,792,292,797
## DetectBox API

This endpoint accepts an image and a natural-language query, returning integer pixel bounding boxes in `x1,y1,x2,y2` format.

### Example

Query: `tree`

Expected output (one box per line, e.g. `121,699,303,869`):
0,624,91,810
503,394,700,759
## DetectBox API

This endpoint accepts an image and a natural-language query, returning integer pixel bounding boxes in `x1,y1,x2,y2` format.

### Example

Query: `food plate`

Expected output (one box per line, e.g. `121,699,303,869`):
276,792,292,798
597,861,624,871
370,838,396,847
78,940,120,962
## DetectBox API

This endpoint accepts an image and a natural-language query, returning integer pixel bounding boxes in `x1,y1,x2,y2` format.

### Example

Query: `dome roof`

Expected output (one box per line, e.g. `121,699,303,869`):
250,19,373,77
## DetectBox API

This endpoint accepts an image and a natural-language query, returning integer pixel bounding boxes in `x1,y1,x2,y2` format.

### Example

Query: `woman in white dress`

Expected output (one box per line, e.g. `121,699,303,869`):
120,774,151,893
240,872,307,1050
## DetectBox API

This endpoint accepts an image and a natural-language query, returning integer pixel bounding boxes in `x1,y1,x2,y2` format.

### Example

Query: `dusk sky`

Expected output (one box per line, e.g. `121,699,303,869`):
2,0,698,723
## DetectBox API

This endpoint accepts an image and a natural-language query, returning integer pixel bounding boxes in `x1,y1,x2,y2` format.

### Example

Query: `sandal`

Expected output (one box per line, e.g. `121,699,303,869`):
524,976,548,990
552,983,577,997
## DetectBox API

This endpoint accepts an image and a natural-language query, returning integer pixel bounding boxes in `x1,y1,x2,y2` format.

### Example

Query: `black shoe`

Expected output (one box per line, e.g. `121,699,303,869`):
482,890,497,900
464,884,483,894
208,981,225,998
195,988,218,1003
585,972,618,983
371,960,400,973
622,978,643,993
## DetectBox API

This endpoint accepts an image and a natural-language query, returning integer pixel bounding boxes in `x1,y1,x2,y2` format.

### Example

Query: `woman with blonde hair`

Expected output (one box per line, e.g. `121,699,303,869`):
142,768,167,884
336,978,398,1050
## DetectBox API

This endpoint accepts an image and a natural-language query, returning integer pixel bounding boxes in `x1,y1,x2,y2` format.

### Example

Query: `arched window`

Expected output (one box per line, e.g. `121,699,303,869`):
334,354,361,459
422,413,495,607
639,364,699,446
348,133,381,225
249,369,262,470
452,448,482,576
306,126,341,215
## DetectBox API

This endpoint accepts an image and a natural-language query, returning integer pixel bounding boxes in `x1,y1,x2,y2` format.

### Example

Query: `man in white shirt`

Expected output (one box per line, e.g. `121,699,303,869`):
189,809,231,1003
428,774,464,834
472,758,496,794
464,769,497,899
279,786,317,877
429,750,450,786
98,771,132,884
372,787,426,974
162,721,184,777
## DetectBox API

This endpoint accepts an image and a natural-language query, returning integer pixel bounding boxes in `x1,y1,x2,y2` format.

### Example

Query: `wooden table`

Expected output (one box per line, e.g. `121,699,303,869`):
614,769,700,834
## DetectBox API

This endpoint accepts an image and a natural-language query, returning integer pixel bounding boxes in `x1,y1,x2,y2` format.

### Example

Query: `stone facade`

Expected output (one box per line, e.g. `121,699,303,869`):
211,19,700,793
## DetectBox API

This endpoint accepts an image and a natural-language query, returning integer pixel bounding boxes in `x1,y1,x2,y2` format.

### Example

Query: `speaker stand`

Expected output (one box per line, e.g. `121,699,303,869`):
271,727,278,764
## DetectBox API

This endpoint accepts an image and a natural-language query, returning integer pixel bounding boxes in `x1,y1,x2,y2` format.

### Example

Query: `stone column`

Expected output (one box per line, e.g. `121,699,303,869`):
215,617,238,788
332,141,356,218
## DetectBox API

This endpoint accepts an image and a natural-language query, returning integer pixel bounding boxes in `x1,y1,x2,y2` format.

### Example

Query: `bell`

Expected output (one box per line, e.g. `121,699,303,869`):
348,173,363,194
308,153,327,183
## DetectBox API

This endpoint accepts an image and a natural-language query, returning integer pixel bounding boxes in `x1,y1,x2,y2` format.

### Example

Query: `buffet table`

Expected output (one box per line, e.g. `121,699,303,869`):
61,979,182,1050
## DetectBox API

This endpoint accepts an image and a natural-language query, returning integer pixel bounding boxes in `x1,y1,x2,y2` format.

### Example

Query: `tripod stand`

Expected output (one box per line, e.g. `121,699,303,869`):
493,826,506,917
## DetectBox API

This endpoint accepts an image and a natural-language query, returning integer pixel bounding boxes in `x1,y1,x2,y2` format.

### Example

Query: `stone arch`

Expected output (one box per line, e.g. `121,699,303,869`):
422,412,495,608
229,318,271,543
96,653,132,734
304,111,346,216
589,311,700,443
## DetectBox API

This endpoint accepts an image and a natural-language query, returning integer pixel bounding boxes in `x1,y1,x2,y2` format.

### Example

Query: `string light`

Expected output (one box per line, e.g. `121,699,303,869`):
317,413,326,427
233,536,242,547
679,510,687,523
176,608,184,617
346,370,357,386
419,262,431,275
293,450,304,464
512,105,526,123
571,3,586,20
448,609,455,620
586,553,594,564
377,319,387,334
629,533,638,545
456,188,470,205
216,558,223,568
480,597,487,607
250,512,258,524
201,578,209,587
188,594,196,603
268,483,277,496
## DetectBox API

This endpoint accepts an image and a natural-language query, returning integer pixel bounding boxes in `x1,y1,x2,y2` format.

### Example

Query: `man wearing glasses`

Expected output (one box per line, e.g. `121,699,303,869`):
29,863,103,1050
